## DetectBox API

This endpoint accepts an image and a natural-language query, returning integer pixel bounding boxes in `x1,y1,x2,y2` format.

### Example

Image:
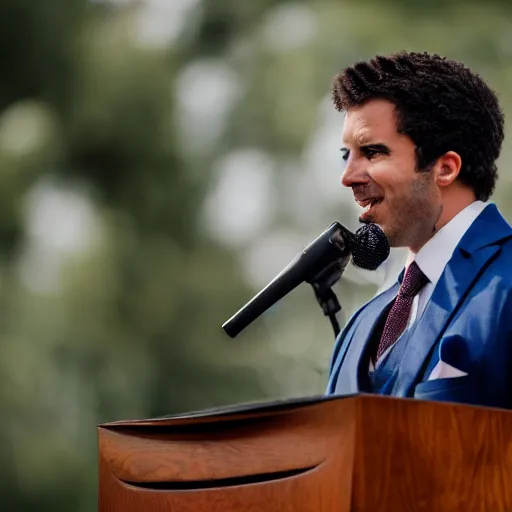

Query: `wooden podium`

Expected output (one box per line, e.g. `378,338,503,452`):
98,394,512,511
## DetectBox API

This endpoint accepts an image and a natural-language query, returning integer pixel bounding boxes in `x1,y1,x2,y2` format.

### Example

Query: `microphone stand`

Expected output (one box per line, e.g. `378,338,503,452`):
221,221,388,341
306,259,344,339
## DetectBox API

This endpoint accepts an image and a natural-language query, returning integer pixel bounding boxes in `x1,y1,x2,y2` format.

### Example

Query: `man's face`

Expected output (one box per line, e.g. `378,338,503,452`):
341,98,441,250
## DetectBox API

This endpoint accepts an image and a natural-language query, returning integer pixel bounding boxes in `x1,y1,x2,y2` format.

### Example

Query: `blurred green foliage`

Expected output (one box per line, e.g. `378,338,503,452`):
1,0,512,510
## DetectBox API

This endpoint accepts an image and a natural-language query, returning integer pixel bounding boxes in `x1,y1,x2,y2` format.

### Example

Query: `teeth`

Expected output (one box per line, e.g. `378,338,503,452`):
359,198,382,210
357,198,376,208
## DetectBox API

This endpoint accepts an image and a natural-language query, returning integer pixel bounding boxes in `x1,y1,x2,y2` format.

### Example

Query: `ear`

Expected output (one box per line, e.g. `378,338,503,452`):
434,151,462,187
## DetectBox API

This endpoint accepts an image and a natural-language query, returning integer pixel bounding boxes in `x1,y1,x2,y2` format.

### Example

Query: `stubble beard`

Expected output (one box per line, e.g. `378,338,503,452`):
382,174,441,250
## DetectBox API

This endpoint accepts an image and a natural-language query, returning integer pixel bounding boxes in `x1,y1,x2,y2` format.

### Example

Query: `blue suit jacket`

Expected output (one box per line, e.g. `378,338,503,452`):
326,203,512,409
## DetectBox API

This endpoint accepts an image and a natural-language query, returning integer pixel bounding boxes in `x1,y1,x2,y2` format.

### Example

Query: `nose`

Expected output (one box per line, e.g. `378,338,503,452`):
341,158,370,188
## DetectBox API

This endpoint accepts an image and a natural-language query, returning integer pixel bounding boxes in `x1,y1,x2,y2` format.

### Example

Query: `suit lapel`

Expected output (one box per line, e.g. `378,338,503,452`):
329,282,398,394
392,204,511,396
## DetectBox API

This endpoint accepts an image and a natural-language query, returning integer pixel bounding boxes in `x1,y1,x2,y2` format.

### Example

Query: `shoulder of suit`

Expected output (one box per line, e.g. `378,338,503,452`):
483,235,512,285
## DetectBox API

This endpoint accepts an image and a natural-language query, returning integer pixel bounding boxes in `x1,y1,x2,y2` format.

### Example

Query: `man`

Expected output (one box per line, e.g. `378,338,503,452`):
326,51,512,409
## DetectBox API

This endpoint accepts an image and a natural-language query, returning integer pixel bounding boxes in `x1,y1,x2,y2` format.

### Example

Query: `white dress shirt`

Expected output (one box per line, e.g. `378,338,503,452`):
370,200,488,371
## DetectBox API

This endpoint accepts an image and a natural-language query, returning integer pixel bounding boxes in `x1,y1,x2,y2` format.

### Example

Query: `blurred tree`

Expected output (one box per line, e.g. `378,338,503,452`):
1,0,512,510
0,1,276,510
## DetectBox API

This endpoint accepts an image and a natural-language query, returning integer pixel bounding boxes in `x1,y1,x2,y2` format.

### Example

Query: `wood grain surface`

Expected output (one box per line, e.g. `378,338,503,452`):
98,394,512,511
354,396,512,511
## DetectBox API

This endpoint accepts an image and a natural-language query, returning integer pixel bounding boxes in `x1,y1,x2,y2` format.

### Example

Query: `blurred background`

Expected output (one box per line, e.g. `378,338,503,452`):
2,0,512,509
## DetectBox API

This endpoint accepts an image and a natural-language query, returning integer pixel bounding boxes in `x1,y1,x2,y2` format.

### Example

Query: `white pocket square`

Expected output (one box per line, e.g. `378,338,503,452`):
427,360,468,380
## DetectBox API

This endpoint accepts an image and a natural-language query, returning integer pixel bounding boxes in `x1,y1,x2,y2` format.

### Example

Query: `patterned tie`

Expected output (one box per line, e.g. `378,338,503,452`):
376,261,429,361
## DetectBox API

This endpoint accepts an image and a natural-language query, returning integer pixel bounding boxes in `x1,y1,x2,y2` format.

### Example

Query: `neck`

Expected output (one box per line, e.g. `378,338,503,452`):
435,190,477,232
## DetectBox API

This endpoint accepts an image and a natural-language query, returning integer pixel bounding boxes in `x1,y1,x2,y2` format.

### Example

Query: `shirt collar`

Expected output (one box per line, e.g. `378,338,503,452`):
406,201,488,286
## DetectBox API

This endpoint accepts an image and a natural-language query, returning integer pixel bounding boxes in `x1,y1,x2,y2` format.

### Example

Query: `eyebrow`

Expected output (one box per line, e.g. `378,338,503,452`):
363,143,391,154
340,143,391,154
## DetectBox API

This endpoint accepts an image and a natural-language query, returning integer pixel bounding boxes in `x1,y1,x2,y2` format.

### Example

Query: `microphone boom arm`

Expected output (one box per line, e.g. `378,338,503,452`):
222,222,350,338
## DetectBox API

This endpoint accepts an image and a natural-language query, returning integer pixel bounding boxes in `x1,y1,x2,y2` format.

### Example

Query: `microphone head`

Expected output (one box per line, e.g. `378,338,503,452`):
350,224,390,270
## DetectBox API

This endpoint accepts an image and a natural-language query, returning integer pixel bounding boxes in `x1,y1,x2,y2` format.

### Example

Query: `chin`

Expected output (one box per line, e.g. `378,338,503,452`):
358,215,374,225
376,223,398,245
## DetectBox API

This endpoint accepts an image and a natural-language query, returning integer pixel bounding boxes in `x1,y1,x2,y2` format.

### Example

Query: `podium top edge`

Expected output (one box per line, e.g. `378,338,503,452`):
97,394,512,429
98,393,362,428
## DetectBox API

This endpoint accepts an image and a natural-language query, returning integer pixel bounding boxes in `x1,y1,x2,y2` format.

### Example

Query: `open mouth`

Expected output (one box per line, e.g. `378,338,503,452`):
356,197,383,211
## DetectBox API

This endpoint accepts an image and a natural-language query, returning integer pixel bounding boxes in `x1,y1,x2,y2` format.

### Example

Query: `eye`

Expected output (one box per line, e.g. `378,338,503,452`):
361,144,390,160
362,147,380,160
341,149,350,161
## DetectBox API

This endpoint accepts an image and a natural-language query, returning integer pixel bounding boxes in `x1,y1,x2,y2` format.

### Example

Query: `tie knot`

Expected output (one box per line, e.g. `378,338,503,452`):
400,261,429,297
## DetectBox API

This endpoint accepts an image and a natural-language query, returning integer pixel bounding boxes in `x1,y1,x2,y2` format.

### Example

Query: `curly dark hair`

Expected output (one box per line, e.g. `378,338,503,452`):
331,51,504,201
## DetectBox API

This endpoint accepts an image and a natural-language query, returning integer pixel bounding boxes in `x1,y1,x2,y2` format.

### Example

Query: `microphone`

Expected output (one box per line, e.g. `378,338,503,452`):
222,222,389,338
